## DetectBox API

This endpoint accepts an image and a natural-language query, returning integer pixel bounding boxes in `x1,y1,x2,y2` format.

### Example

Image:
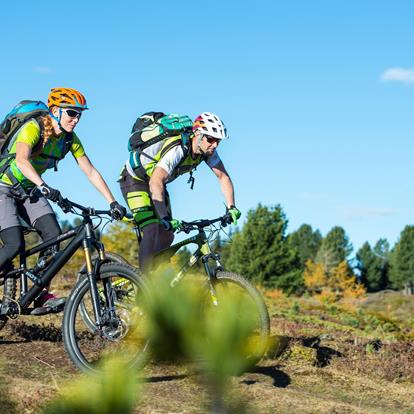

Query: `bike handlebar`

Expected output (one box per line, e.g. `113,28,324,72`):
179,213,233,234
56,196,112,217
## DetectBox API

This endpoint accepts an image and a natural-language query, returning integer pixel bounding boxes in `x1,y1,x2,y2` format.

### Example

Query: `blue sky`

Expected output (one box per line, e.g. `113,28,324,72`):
2,1,414,253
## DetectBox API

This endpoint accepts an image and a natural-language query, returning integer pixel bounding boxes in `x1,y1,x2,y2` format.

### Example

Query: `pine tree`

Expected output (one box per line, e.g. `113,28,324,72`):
288,224,322,268
316,226,352,272
225,204,300,291
356,239,389,291
389,226,414,292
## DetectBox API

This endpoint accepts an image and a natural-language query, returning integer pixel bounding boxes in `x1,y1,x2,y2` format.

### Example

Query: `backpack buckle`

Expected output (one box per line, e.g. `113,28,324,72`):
8,183,29,201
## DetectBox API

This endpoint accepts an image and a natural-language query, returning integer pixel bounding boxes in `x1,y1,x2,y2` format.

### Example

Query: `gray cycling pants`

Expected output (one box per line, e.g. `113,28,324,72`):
0,185,55,231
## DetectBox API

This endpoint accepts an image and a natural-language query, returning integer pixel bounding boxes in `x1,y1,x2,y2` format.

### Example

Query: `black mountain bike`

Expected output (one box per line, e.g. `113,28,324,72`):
0,198,144,371
73,213,270,373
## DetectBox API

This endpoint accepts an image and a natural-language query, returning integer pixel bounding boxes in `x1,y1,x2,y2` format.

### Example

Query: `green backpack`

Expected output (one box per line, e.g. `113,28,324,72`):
128,111,193,171
128,112,193,151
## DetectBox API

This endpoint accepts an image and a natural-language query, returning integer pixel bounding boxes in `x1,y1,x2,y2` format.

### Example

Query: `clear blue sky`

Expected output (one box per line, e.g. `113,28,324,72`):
2,1,414,254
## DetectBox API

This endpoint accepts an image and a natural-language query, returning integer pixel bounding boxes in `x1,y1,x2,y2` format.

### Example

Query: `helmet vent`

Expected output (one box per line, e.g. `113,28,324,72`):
192,112,228,139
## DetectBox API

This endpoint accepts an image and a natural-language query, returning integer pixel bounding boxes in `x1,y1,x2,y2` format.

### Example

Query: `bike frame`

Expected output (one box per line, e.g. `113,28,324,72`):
152,227,223,293
1,216,107,316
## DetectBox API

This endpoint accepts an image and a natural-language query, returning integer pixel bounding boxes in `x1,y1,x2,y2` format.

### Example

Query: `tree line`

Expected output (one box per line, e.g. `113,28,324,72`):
54,203,414,296
214,204,414,295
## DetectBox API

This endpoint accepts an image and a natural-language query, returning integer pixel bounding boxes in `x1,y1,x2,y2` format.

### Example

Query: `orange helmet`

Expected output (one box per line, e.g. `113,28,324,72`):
48,87,88,110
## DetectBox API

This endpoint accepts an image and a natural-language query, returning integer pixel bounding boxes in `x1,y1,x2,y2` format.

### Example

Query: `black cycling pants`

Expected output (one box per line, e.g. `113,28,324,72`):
0,214,61,272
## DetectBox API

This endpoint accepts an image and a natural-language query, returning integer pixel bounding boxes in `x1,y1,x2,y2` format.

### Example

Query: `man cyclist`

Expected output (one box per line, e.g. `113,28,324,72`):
118,112,241,269
0,87,126,314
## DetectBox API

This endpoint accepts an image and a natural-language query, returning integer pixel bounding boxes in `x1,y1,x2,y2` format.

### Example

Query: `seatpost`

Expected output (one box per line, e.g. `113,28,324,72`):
19,253,28,296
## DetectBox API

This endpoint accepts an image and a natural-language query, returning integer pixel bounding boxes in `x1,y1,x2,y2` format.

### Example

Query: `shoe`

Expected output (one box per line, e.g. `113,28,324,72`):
31,291,66,316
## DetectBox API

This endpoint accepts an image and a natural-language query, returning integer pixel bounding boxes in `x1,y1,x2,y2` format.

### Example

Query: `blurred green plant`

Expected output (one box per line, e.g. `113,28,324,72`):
141,267,263,413
43,264,265,414
42,359,142,414
289,301,300,316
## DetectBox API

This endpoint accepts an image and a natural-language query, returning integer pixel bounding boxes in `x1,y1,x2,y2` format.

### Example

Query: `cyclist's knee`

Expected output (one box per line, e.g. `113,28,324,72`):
33,214,61,240
143,223,173,246
160,228,174,246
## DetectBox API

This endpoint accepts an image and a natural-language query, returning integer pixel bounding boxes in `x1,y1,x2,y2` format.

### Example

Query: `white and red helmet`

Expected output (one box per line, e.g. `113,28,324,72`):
193,112,229,140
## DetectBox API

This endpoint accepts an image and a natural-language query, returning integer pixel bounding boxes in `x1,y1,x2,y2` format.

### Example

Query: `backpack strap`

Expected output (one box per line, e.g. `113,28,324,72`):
137,134,185,164
159,134,200,190
0,164,30,201
127,135,192,183
0,117,46,195
159,137,184,159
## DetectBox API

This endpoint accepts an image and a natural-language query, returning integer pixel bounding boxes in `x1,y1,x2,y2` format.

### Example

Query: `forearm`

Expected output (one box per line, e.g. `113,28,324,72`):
86,168,116,204
15,159,44,186
149,180,169,218
219,174,236,207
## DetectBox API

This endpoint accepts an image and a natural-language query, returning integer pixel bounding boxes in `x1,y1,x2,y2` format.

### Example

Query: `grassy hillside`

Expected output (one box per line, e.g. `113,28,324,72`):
0,284,413,413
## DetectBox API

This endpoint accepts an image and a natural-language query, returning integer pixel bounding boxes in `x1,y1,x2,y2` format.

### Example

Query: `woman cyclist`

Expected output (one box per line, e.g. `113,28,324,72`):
0,87,126,314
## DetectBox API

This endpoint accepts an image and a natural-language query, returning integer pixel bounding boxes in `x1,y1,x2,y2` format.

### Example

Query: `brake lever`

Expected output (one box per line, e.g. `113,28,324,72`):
181,223,191,234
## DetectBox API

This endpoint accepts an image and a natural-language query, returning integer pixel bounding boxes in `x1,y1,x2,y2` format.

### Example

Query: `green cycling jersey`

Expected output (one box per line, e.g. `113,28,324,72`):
0,120,85,189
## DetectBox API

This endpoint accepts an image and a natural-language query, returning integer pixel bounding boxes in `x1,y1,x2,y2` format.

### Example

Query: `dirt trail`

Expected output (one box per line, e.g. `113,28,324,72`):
0,315,413,414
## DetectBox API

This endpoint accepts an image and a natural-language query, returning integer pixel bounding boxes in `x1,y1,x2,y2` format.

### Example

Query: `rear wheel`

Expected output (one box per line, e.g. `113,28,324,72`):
62,263,148,373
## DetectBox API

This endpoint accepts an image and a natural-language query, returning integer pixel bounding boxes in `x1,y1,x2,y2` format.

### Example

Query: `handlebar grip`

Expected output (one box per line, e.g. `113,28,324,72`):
221,213,232,226
94,210,111,215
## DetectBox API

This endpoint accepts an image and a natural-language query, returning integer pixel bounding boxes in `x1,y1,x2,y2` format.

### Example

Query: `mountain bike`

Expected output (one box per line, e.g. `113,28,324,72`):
73,213,270,373
0,197,145,372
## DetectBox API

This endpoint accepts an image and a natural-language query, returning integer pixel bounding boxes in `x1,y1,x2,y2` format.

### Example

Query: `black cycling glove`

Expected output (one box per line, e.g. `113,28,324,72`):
38,183,61,202
110,201,127,220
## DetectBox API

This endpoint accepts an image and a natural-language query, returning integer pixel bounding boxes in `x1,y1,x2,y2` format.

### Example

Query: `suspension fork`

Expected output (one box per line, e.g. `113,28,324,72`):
85,237,118,326
202,255,220,306
83,225,105,327
93,241,118,317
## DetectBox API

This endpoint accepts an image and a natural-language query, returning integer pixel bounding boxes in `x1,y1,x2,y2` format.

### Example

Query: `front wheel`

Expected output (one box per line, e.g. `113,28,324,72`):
77,251,132,333
62,263,148,373
213,271,270,364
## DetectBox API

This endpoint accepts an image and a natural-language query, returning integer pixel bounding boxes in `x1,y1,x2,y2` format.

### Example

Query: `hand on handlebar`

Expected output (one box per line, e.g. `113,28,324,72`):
110,201,127,220
57,196,73,213
38,183,62,203
160,217,183,233
225,205,241,225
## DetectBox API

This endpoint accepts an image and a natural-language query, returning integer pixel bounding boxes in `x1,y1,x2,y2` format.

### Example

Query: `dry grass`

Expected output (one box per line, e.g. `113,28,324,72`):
0,290,414,413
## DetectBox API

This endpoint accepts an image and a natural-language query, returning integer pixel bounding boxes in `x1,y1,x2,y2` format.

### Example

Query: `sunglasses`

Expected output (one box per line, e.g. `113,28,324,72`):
64,109,82,119
204,135,221,145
